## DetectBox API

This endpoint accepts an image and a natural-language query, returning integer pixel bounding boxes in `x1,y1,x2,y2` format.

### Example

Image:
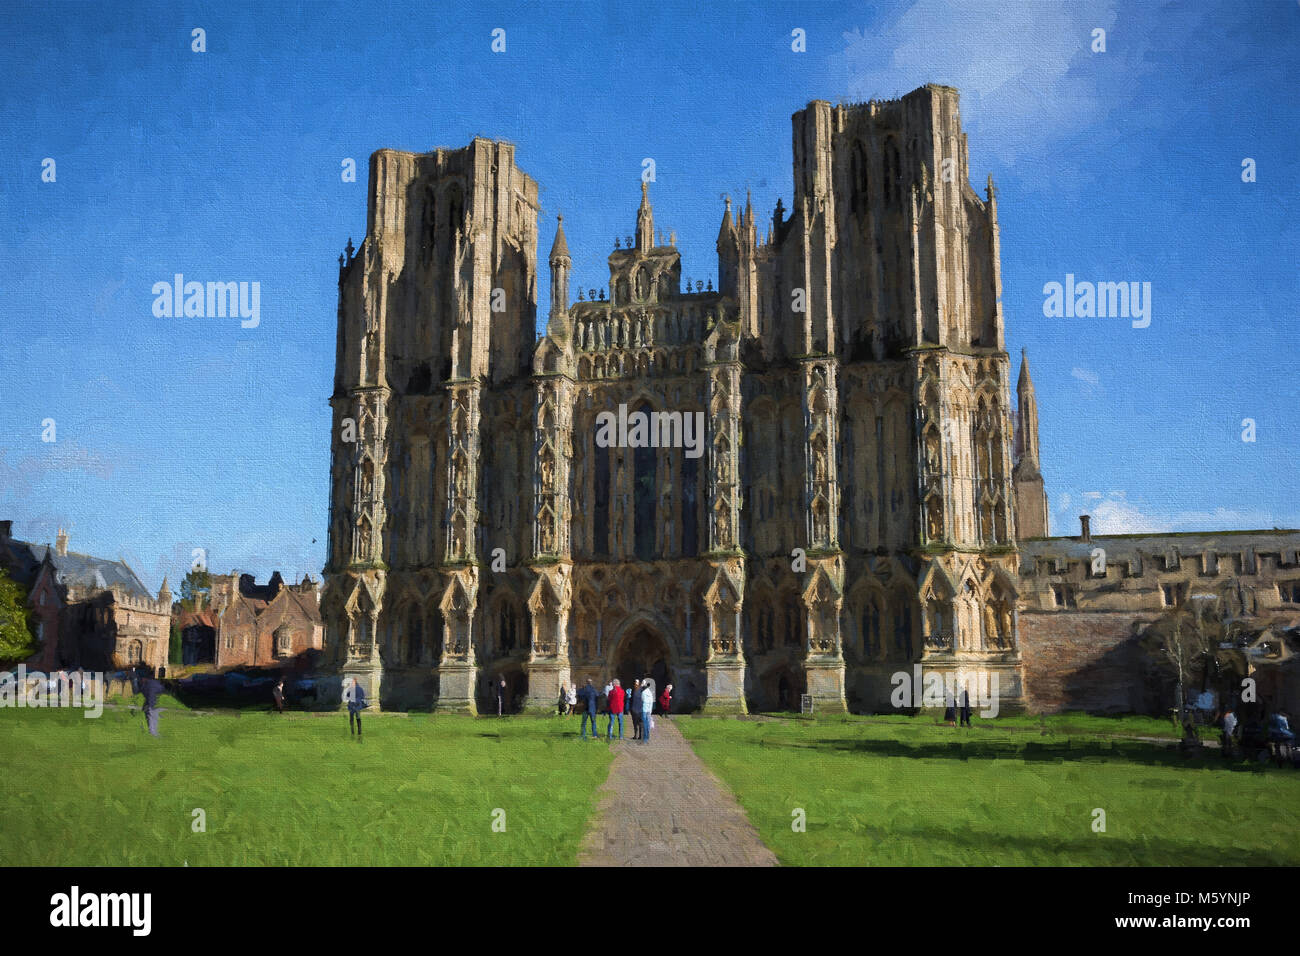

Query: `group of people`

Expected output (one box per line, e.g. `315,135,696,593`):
563,677,672,744
943,690,974,727
1221,705,1297,765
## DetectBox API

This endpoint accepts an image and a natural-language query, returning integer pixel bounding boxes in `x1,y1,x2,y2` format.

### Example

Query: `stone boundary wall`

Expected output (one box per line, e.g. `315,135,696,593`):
1019,611,1164,714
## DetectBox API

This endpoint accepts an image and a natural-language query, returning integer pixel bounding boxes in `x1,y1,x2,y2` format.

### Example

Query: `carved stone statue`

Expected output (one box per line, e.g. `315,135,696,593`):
983,603,999,650
927,505,942,541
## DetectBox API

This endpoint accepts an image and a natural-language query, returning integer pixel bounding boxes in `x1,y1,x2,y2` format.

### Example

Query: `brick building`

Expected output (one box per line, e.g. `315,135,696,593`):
209,572,323,668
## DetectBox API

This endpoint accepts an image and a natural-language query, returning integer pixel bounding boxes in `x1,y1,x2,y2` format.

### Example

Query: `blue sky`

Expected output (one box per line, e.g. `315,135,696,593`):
1,0,1297,591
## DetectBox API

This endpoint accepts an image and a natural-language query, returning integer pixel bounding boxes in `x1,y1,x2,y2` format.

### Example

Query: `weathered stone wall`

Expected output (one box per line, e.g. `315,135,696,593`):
1018,611,1162,714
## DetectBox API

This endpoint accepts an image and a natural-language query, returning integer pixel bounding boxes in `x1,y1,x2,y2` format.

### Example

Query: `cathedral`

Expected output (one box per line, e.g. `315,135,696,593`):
323,84,1043,714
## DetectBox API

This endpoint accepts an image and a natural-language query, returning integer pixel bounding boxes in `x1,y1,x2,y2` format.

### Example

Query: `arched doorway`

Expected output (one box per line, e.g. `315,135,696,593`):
611,623,673,703
760,664,805,713
479,663,528,714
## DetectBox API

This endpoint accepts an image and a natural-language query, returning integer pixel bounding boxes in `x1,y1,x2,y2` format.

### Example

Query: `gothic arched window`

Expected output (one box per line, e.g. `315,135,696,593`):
862,596,881,657
407,606,424,665
592,428,610,557
851,140,870,217
784,599,803,648
894,594,914,658
681,448,699,557
499,602,517,653
633,403,658,561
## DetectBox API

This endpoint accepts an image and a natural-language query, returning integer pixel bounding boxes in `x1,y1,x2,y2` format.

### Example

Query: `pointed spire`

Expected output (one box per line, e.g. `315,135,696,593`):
1015,349,1042,471
744,189,753,226
636,181,654,252
549,215,571,322
717,195,734,242
549,214,570,262
1017,347,1033,392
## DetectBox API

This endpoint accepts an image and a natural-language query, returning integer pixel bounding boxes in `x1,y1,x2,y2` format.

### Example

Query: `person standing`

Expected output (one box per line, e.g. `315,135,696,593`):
943,688,956,727
629,679,642,739
141,669,163,738
959,688,972,727
558,685,568,717
606,679,625,740
273,678,285,714
346,678,367,739
659,683,673,719
577,678,600,740
640,679,654,744
497,677,507,716
566,684,577,717
1221,707,1239,758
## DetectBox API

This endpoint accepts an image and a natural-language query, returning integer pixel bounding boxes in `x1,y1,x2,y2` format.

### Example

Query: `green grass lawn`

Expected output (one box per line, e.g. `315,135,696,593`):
6,701,1293,867
678,715,1300,866
822,710,1222,740
0,703,612,865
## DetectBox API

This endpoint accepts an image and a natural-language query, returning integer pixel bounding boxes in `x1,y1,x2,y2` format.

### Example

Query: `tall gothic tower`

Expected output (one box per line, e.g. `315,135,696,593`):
324,139,538,712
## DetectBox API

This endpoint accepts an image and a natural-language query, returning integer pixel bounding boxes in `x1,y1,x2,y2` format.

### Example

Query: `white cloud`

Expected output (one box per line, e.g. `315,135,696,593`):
837,0,1124,161
0,442,117,499
1071,366,1100,388
1057,491,1287,535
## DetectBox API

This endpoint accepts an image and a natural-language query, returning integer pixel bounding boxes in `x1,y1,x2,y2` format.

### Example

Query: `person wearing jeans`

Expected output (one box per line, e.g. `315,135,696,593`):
346,678,367,739
141,670,163,737
577,678,599,739
606,679,625,740
640,681,654,744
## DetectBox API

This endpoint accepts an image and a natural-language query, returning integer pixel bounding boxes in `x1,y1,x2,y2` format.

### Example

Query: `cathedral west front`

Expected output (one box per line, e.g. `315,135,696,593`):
323,84,1040,714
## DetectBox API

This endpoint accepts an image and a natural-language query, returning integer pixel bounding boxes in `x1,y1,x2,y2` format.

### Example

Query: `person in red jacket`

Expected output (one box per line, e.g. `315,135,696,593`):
606,679,625,740
659,683,672,719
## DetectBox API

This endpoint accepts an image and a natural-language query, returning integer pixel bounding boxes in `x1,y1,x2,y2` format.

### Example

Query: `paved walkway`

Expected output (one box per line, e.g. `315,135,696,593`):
577,718,778,867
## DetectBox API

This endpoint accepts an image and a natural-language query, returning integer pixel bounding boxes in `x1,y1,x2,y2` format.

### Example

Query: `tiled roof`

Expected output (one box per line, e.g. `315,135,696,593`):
177,609,217,630
25,543,152,600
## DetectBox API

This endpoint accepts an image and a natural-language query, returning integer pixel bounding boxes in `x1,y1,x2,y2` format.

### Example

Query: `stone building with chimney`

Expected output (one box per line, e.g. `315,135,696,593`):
0,521,171,671
207,572,323,669
1006,354,1300,715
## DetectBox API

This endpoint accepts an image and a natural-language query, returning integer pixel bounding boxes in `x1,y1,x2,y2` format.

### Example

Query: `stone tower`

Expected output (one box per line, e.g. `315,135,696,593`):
323,139,539,712
324,85,1026,714
1013,350,1050,538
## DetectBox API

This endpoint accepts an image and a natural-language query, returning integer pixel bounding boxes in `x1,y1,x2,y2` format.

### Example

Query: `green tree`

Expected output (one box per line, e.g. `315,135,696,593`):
0,568,36,664
179,568,211,610
169,620,182,666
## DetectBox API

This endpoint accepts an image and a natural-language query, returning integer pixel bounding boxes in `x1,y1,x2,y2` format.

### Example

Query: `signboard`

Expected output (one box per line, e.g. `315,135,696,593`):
800,694,814,714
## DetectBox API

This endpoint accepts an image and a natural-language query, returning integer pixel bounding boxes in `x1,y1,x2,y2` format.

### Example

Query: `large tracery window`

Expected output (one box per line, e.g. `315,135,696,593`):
862,596,882,658
498,602,518,654
592,428,610,558
681,449,699,557
633,403,657,561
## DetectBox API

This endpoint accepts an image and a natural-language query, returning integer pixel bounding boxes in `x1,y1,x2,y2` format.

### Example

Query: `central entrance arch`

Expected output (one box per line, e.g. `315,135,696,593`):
610,621,673,702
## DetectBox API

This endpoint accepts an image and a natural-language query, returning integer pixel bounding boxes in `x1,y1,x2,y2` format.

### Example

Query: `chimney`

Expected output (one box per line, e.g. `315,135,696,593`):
0,520,11,541
55,528,68,556
1079,515,1091,543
